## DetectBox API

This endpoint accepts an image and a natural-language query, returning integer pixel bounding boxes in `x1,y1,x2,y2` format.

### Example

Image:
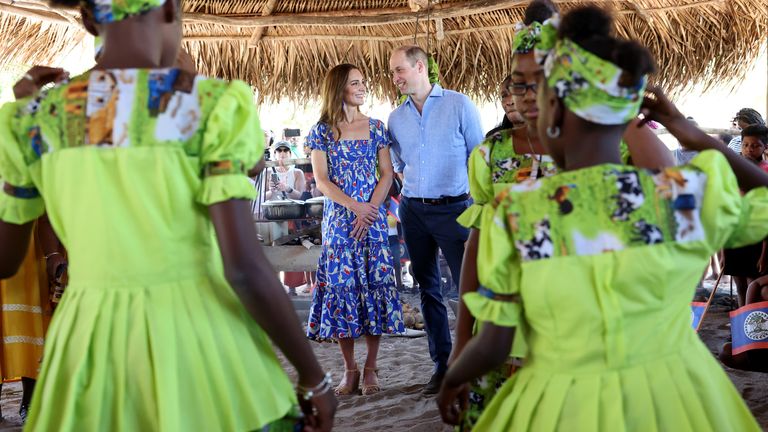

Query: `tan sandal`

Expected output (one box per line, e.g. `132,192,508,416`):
361,367,380,395
334,368,361,395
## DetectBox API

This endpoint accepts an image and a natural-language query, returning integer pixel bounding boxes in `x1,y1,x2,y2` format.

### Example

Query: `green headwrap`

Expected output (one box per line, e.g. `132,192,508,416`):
535,18,647,125
511,21,543,54
83,0,165,24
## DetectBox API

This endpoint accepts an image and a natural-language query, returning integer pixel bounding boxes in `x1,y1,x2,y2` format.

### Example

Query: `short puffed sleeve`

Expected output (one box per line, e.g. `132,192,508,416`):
371,119,391,151
688,150,768,250
457,138,495,229
0,99,45,224
463,195,523,324
196,79,262,205
305,123,331,153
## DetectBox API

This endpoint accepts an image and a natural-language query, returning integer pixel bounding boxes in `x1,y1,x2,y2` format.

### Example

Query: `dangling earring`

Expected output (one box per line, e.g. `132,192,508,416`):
546,126,561,138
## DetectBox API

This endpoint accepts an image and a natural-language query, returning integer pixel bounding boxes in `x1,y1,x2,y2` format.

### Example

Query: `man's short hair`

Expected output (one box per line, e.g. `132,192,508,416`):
395,45,429,67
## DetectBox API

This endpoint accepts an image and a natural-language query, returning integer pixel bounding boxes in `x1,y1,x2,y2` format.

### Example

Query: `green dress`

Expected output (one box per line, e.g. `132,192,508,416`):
0,69,298,431
456,129,557,430
466,151,762,431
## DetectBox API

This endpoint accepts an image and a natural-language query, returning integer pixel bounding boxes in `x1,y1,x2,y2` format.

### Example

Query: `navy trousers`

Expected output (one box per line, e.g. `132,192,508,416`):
400,196,470,374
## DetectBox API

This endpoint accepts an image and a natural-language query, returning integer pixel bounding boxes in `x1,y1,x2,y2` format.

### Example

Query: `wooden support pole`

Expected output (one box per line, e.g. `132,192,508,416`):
2,0,730,30
185,22,521,43
181,0,730,27
248,0,279,47
0,2,72,24
183,0,525,28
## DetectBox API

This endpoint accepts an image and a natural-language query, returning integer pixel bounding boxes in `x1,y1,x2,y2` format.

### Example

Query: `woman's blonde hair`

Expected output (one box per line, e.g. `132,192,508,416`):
319,63,361,140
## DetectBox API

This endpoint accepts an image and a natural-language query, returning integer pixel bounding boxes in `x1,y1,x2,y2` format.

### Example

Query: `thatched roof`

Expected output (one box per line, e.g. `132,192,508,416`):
1,0,766,102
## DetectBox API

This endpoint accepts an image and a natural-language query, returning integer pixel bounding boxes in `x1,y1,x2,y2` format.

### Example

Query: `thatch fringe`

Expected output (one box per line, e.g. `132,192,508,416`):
1,0,766,102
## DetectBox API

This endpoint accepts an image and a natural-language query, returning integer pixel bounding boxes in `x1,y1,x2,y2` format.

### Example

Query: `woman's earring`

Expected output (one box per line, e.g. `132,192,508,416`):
546,126,561,138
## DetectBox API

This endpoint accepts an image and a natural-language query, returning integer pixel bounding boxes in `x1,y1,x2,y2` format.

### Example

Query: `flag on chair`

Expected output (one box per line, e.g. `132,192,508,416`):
387,197,400,222
691,302,707,330
730,301,768,355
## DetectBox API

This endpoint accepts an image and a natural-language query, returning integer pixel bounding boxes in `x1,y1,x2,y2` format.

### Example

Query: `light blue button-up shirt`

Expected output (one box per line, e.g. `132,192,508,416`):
388,84,484,199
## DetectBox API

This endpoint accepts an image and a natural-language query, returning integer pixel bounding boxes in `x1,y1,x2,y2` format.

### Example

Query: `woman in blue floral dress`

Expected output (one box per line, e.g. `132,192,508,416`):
307,64,404,396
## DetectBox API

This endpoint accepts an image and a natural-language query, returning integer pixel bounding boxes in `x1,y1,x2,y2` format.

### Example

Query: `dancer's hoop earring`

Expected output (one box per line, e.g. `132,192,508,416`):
546,126,561,139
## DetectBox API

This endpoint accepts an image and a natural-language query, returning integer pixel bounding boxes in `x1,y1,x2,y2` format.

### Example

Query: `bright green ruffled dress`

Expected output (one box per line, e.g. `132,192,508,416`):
0,69,298,431
466,151,762,431
456,129,557,430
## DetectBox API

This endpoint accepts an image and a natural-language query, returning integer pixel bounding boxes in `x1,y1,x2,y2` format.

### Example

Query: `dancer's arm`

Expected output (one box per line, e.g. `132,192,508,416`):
642,86,768,191
623,117,674,169
37,214,67,283
0,66,69,278
449,228,480,365
210,200,336,431
438,322,515,425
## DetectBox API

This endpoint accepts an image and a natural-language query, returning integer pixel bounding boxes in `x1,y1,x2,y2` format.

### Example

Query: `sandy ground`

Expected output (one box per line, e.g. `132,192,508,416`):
1,285,766,431
278,285,768,432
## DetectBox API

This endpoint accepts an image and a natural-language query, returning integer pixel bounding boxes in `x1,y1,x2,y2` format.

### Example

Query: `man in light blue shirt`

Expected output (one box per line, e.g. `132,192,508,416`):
388,45,484,394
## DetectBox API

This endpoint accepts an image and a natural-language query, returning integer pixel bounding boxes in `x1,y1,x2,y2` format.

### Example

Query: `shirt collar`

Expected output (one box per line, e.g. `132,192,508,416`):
429,84,444,97
404,83,444,107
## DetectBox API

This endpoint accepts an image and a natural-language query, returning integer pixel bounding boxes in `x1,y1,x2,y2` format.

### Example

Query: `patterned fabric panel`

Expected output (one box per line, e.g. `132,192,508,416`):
480,130,558,185
13,69,221,158
498,164,707,262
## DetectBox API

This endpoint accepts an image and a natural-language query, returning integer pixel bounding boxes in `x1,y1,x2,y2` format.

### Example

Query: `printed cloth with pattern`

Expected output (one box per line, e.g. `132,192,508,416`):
85,0,164,24
457,129,557,231
305,120,404,341
455,129,556,431
0,233,50,380
456,130,635,430
0,69,298,431
465,150,763,431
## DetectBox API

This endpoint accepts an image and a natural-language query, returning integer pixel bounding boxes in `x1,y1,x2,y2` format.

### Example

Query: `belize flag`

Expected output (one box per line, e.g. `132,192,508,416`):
388,197,400,222
730,301,768,355
691,302,707,330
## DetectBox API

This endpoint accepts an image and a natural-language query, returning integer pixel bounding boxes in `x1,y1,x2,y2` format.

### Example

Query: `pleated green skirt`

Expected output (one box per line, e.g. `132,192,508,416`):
25,275,297,431
474,340,760,431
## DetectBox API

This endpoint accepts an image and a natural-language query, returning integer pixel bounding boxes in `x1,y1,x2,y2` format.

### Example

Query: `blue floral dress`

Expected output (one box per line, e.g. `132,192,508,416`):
306,119,404,341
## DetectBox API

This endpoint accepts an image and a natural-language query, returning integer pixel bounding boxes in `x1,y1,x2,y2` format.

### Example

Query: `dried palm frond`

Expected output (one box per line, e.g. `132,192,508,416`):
1,0,765,102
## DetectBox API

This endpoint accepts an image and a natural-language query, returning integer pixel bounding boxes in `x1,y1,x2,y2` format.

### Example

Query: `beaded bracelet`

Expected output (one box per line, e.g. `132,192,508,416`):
297,372,332,401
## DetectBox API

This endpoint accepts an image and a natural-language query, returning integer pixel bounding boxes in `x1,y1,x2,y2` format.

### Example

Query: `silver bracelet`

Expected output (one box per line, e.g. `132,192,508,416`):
297,372,332,401
44,252,61,260
23,73,35,83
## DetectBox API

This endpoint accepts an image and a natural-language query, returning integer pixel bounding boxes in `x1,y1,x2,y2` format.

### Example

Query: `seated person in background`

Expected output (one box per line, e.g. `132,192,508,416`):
740,125,768,172
721,125,768,306
310,179,323,197
672,117,701,165
299,179,314,201
728,108,766,153
718,133,733,146
264,141,305,201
